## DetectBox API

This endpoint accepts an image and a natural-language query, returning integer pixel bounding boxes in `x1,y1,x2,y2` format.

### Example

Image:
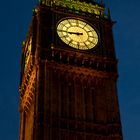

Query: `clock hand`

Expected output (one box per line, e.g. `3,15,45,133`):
68,31,83,35
57,30,83,35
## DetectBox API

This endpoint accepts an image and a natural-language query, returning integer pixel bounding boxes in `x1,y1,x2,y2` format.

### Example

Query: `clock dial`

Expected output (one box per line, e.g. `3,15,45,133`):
57,18,98,50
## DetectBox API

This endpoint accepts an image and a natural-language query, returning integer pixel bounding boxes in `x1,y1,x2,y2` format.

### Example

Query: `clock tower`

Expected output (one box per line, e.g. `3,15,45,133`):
19,0,123,140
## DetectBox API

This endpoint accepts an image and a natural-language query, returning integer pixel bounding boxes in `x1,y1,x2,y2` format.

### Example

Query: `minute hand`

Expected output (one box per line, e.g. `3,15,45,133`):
68,31,83,35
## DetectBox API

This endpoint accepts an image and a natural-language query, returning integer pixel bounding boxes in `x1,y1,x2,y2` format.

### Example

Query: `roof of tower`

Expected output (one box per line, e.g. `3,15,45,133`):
39,0,105,16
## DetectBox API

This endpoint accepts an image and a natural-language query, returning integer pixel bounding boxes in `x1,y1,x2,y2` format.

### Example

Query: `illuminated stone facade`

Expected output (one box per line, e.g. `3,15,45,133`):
19,0,123,140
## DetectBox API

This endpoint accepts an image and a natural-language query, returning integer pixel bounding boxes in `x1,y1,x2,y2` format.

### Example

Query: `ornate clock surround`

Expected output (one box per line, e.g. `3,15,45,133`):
52,8,102,53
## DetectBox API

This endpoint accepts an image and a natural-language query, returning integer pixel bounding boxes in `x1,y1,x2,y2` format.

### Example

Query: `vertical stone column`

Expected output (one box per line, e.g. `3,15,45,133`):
34,62,45,140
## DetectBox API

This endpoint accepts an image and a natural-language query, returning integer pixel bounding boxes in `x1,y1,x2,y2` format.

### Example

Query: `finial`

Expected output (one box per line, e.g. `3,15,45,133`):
39,0,42,4
92,0,104,6
100,0,104,5
39,0,45,5
107,8,111,20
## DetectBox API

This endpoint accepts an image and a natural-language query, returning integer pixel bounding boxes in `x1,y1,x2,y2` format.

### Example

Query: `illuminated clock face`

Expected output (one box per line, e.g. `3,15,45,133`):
57,18,98,50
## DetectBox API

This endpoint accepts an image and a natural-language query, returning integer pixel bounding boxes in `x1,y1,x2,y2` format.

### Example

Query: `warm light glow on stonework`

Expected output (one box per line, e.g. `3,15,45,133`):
41,0,105,16
19,1,123,139
20,68,36,112
24,38,32,71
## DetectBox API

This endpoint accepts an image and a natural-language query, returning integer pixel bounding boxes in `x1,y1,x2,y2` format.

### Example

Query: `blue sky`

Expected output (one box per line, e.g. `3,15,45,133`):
0,0,140,140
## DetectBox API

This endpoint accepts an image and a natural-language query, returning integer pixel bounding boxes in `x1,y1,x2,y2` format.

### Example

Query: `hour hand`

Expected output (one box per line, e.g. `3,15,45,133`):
68,31,83,35
57,30,83,35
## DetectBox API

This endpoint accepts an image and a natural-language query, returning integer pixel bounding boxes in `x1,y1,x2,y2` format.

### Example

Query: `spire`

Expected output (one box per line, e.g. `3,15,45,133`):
107,8,111,20
100,0,104,5
91,0,104,6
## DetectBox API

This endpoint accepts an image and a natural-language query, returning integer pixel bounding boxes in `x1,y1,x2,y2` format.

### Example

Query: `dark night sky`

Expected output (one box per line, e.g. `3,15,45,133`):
0,0,140,140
